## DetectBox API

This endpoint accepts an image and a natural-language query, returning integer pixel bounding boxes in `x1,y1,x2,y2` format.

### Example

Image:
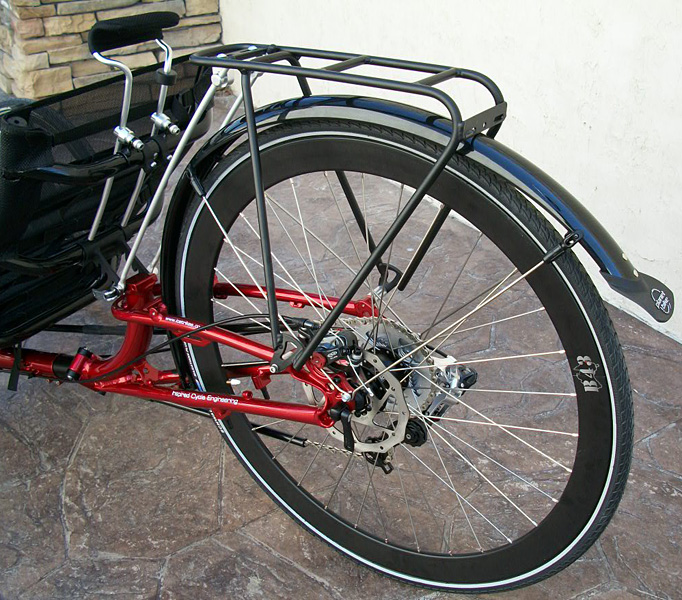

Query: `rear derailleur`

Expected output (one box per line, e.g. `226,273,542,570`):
362,418,428,474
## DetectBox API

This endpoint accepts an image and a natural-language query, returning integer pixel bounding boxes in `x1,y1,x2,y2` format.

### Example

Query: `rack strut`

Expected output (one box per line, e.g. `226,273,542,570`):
189,44,507,370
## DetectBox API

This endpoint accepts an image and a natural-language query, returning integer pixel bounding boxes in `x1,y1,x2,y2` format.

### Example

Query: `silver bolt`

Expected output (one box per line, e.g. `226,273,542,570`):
269,364,278,373
341,392,352,402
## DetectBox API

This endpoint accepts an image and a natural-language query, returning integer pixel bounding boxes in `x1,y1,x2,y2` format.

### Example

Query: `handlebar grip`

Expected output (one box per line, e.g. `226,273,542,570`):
88,11,179,54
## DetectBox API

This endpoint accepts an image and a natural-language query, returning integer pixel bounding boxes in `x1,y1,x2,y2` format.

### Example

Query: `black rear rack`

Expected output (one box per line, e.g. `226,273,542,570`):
7,45,506,188
190,43,507,144
189,44,509,369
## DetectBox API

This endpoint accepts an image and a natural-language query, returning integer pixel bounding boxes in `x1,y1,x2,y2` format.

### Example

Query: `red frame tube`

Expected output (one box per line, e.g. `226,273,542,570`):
0,274,361,429
214,282,376,317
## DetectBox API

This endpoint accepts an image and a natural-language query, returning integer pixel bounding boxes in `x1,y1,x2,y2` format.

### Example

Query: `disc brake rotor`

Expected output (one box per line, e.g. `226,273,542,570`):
303,318,437,453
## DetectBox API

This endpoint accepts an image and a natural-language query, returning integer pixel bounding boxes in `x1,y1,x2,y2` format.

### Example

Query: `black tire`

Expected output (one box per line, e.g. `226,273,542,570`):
172,119,633,592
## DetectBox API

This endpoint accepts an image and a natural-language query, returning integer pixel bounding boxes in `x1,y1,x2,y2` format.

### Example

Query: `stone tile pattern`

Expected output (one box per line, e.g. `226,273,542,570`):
0,0,220,98
1,307,679,599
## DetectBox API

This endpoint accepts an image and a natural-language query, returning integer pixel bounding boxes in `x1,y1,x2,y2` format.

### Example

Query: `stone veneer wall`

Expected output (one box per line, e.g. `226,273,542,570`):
0,0,221,99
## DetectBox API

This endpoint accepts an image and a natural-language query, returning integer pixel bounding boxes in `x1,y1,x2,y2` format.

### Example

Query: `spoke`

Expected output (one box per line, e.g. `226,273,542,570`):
355,453,380,528
251,419,286,431
417,410,559,503
368,184,405,353
392,308,547,353
452,308,546,335
351,417,390,539
199,190,291,339
392,458,421,552
325,452,355,509
403,447,446,536
426,418,538,526
403,394,481,552
273,423,308,460
200,196,229,238
297,432,330,487
383,411,577,437
365,456,390,542
324,171,365,270
419,267,519,366
265,192,410,329
290,178,328,315
215,267,262,311
400,445,511,544
231,217,369,351
262,199,331,317
213,269,273,332
266,192,370,296
223,237,298,339
413,370,573,471
452,267,517,335
423,232,482,338
212,298,272,331
359,259,548,390
450,349,566,366
267,189,402,329
418,416,577,437
256,191,369,347
225,244,362,397
237,213,327,318
230,240,326,321
443,387,576,397
228,237,360,335
391,350,566,372
428,267,518,336
296,432,329,487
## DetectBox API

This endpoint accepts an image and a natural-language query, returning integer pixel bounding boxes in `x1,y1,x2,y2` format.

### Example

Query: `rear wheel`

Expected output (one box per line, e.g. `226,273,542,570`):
173,120,632,592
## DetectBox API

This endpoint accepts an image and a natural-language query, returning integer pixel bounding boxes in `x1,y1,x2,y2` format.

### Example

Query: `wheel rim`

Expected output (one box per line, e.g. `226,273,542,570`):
177,130,618,589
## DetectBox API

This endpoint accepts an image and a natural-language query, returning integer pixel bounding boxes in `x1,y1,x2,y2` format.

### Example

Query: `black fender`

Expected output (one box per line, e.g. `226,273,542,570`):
161,95,674,323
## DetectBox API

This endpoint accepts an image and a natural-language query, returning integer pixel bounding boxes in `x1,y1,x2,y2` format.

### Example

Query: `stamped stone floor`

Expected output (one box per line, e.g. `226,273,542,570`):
1,305,680,600
1,100,681,599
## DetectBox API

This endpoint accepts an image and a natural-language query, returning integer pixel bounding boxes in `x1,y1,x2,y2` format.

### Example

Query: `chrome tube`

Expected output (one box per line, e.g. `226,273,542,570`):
114,73,226,292
88,53,134,241
121,39,175,228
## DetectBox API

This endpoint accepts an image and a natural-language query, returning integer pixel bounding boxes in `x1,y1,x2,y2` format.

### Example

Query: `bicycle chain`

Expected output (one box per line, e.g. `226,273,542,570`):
306,438,361,457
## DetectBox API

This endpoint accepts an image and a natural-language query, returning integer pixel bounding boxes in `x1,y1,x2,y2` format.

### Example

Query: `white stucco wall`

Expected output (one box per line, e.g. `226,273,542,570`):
219,0,682,342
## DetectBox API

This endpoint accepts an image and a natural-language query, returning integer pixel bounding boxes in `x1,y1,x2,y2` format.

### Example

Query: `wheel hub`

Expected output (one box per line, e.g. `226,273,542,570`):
304,318,477,453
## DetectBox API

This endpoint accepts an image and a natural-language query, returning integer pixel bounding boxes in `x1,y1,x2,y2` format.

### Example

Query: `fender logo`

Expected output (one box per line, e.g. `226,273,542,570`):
574,355,601,393
651,289,671,314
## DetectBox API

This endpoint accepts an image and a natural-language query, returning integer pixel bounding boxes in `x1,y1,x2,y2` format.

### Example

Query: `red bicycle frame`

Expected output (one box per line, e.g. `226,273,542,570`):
0,273,367,426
